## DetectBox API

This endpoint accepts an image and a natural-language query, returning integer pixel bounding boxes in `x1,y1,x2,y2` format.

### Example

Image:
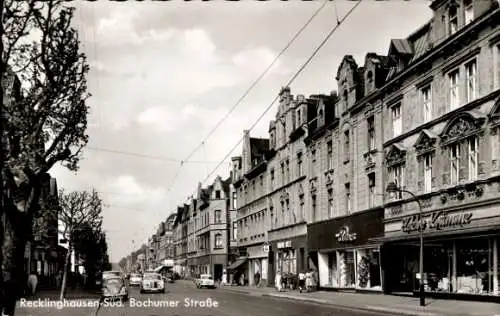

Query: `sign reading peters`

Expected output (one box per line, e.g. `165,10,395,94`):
401,210,473,233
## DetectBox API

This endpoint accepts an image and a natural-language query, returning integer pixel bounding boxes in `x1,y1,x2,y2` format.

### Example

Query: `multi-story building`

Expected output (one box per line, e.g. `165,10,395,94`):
231,132,271,285
173,205,188,276
376,0,500,298
227,182,239,265
306,52,387,291
305,0,500,300
190,176,231,281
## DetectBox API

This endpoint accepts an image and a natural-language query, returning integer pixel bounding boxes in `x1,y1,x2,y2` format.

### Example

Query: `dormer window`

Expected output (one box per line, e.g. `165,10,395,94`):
343,90,348,112
464,0,473,25
449,5,458,35
366,71,374,91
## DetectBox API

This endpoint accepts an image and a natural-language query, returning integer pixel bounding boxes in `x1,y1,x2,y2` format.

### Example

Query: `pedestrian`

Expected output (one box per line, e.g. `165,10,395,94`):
27,271,38,296
254,271,260,286
298,270,305,293
275,271,282,292
305,270,312,292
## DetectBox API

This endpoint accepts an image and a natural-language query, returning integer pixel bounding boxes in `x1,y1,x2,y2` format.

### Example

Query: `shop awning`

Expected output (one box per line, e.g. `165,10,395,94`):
227,258,247,271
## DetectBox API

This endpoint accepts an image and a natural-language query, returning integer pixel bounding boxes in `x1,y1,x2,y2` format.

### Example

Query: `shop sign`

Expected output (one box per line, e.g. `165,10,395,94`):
277,240,292,249
401,211,473,234
335,226,357,242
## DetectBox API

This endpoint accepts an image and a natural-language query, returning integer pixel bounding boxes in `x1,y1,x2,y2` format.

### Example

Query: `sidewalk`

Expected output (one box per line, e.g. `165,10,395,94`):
218,285,500,316
20,288,101,301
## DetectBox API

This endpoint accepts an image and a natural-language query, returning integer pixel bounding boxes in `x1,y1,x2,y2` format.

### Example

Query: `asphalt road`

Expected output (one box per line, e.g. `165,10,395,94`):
16,281,398,316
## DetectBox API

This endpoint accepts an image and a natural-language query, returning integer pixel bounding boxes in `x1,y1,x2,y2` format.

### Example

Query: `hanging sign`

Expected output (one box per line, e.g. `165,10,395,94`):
335,226,357,242
401,211,473,233
263,244,270,253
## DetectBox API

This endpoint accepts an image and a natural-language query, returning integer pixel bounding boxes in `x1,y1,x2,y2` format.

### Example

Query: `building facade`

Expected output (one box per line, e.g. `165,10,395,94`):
190,176,231,281
377,0,500,298
231,132,271,286
173,205,188,276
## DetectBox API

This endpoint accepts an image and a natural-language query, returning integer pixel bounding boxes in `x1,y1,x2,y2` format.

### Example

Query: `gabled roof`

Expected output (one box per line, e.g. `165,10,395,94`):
222,177,231,194
388,39,413,56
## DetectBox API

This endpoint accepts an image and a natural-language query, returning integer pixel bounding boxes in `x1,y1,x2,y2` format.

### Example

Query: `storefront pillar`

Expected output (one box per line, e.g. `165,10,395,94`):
494,238,498,295
452,240,457,292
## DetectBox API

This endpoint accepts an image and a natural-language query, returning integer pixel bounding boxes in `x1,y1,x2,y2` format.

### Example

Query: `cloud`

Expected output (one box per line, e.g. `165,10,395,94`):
102,175,167,206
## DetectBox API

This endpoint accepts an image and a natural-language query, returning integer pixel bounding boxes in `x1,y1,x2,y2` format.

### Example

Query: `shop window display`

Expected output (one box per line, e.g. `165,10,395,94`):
424,245,452,292
339,250,356,288
356,248,381,290
276,250,297,275
328,252,338,287
455,238,493,295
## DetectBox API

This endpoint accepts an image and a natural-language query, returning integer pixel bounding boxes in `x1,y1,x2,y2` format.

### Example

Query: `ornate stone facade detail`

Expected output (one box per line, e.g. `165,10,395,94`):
385,144,406,166
414,129,436,155
364,151,376,171
440,113,485,145
309,178,317,192
324,169,334,185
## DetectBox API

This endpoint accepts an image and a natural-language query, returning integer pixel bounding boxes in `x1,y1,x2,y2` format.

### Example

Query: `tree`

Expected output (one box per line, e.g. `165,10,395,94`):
58,189,102,300
72,223,111,289
0,1,89,314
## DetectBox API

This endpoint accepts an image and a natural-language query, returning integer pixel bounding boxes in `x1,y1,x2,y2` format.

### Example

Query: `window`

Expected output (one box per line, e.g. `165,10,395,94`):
215,190,221,199
367,116,375,150
214,233,223,249
465,60,477,103
280,162,285,186
390,105,403,140
388,164,405,199
259,175,264,191
297,109,302,126
270,169,275,188
311,195,317,222
299,194,305,220
449,5,458,35
327,141,333,170
368,173,375,208
327,188,334,218
450,143,460,185
421,85,432,123
343,90,348,112
495,44,500,90
449,69,460,110
345,183,351,213
367,71,374,90
286,159,290,183
297,152,303,177
232,221,237,240
468,137,478,181
311,150,317,176
214,210,222,224
419,153,433,193
464,0,473,25
344,130,350,161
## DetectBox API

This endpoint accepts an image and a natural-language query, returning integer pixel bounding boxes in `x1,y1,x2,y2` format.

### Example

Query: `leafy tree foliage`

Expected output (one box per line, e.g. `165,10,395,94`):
0,0,90,313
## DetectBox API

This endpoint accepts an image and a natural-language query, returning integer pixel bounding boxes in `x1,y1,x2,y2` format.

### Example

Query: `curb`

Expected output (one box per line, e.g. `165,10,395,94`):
263,293,443,316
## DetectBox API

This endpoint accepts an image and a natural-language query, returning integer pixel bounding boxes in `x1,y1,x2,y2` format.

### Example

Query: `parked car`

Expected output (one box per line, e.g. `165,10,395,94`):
102,271,122,280
195,274,215,289
129,273,142,286
101,276,128,301
140,272,165,293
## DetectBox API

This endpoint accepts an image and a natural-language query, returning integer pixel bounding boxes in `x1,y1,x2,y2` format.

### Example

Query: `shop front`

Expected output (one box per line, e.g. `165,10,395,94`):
247,244,269,286
307,208,384,291
380,200,500,301
267,225,307,286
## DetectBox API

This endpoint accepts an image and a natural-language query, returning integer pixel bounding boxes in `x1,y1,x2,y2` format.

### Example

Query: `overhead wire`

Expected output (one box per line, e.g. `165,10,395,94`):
166,0,330,192
196,0,363,189
85,146,219,163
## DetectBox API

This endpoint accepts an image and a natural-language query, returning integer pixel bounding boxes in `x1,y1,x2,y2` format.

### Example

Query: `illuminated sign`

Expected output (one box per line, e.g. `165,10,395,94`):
335,226,357,242
401,211,473,233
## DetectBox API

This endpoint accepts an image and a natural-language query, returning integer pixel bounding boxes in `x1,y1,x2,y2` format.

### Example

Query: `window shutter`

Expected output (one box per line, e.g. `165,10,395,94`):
459,141,469,181
417,157,424,191
442,148,450,185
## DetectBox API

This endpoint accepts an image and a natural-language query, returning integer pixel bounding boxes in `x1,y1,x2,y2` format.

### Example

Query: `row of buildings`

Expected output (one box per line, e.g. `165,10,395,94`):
141,0,500,301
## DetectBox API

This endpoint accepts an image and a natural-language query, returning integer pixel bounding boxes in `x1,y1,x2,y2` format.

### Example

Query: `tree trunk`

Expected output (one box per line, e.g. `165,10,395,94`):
59,244,71,301
0,202,30,316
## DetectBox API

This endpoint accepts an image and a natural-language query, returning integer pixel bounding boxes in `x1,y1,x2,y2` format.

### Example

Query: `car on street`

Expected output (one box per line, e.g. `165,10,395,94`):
102,270,122,280
101,276,128,301
195,274,215,289
129,273,142,286
140,272,165,293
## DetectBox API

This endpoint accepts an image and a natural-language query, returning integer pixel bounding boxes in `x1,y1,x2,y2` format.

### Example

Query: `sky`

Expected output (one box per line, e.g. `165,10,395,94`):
50,0,433,263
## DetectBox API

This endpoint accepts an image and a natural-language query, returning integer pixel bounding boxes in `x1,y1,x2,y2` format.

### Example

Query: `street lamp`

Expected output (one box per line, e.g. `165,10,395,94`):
385,181,425,307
